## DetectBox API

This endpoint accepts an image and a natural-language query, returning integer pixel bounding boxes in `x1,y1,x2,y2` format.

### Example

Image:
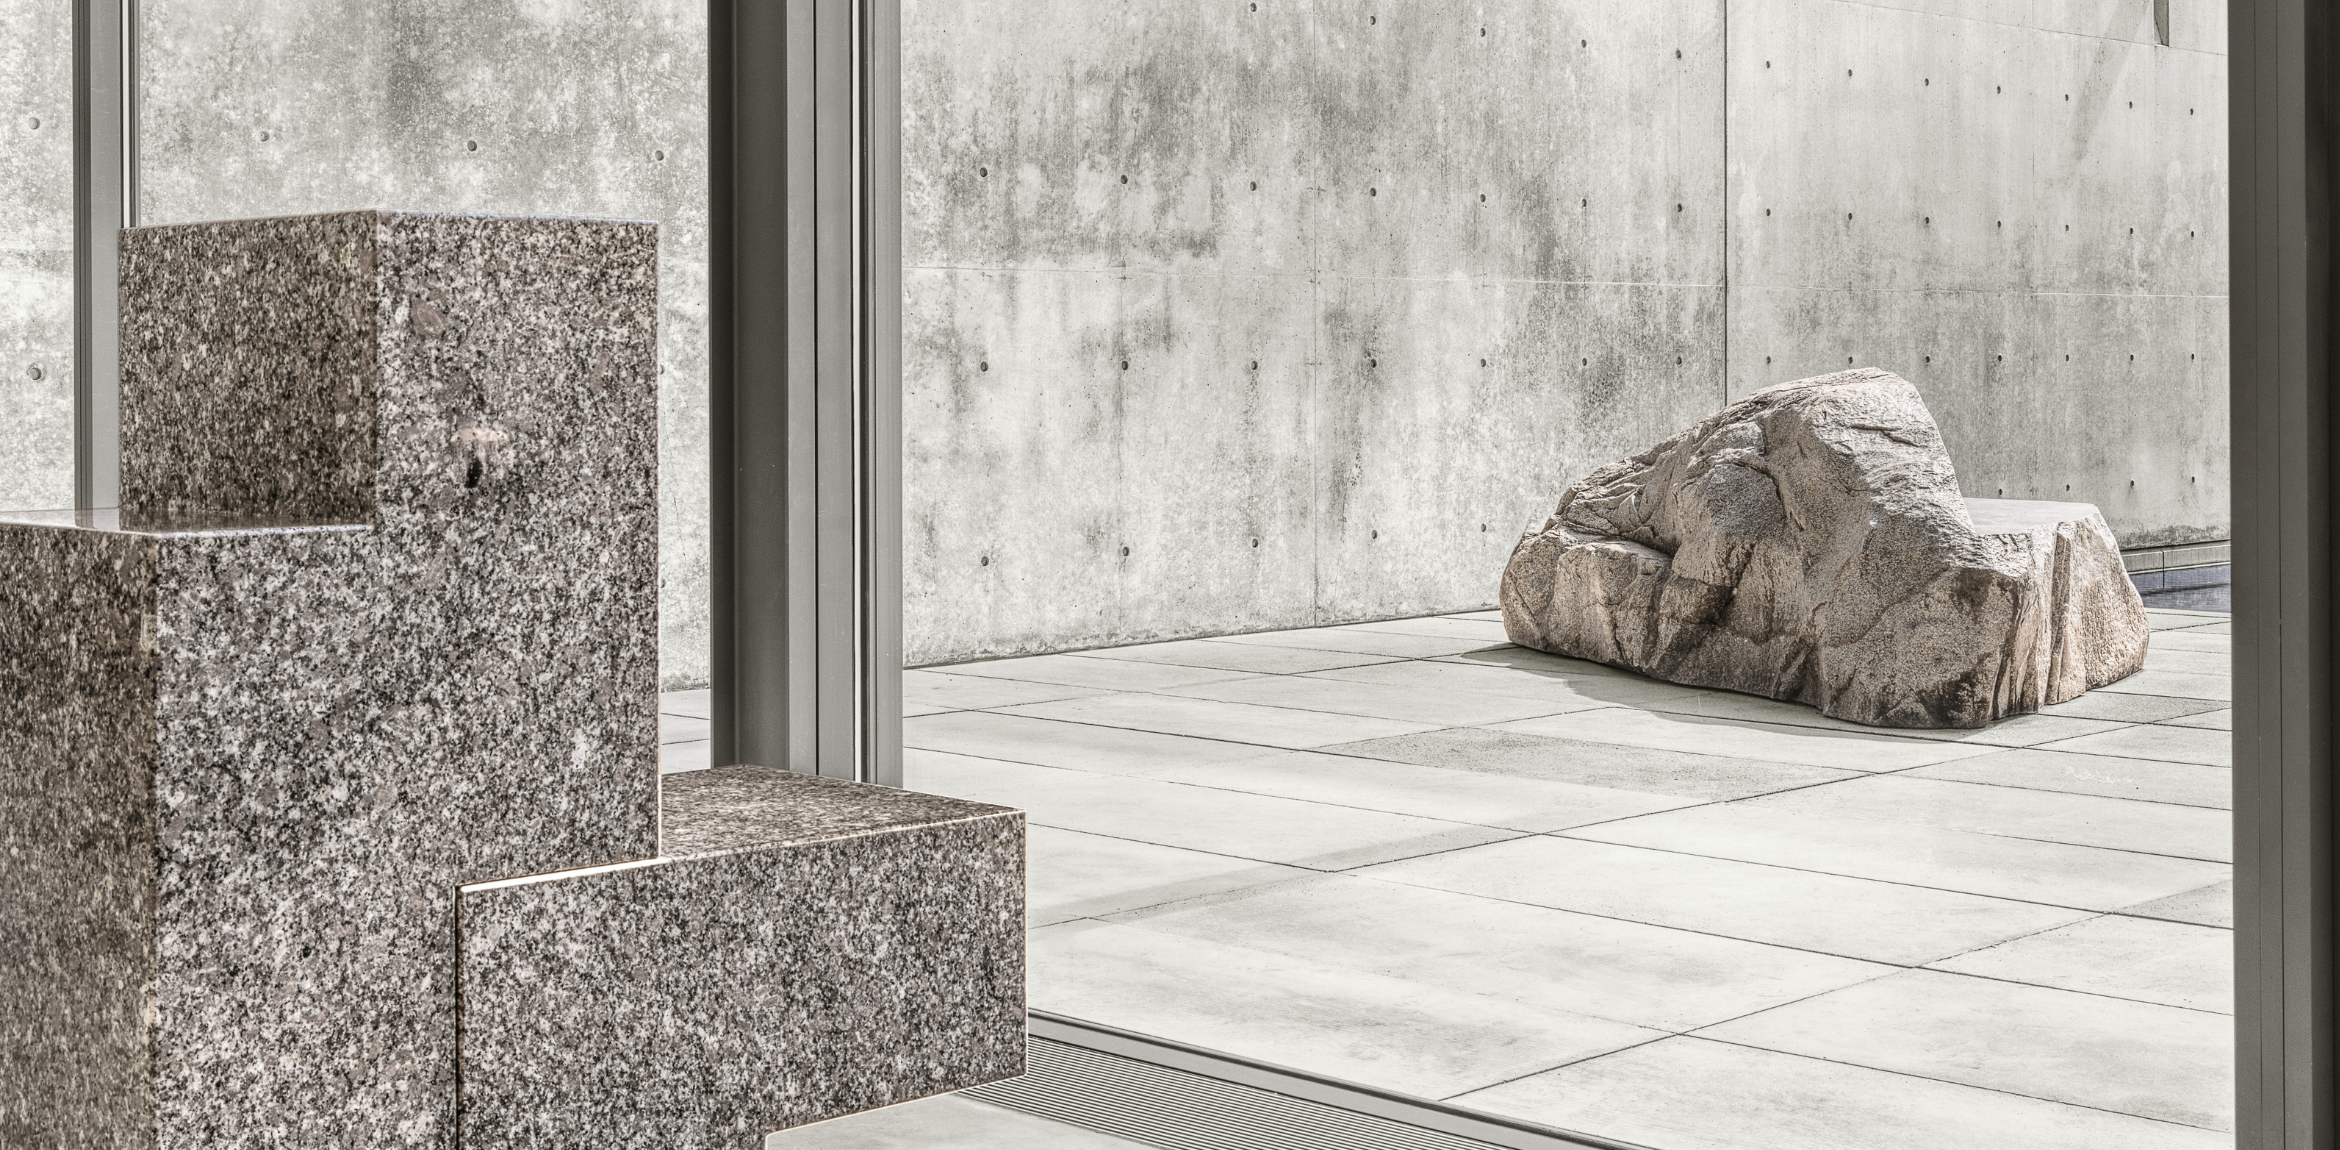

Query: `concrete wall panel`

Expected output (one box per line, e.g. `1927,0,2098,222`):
1729,286,2225,546
0,0,75,511
1309,0,1725,286
1726,0,2224,298
1311,279,1726,621
903,0,1733,665
903,0,1318,277
1727,0,2226,548
903,268,1319,665
1829,0,2223,51
139,0,403,222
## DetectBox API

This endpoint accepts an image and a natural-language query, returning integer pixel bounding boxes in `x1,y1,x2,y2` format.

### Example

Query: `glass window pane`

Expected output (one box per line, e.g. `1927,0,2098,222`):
852,2,2236,1147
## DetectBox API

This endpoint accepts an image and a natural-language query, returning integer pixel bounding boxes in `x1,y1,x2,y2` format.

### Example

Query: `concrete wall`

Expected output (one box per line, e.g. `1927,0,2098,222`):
134,0,712,688
0,0,2228,678
1727,0,2228,547
902,0,1731,665
902,0,2229,666
0,0,75,511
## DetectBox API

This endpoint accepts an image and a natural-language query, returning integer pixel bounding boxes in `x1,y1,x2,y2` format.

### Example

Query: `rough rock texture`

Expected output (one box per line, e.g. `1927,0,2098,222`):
1499,368,2149,729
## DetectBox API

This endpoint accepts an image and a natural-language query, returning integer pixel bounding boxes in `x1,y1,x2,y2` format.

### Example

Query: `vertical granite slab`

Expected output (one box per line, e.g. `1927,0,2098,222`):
3,211,663,1147
0,520,158,1149
458,767,1026,1149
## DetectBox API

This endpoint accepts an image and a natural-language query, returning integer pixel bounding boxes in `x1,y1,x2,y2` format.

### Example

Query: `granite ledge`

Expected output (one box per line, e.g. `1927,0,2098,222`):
0,507,373,538
657,765,1022,861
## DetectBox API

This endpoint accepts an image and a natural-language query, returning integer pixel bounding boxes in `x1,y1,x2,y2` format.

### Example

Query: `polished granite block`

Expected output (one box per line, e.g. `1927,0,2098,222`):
6,212,1025,1148
460,767,1025,1149
4,211,663,1146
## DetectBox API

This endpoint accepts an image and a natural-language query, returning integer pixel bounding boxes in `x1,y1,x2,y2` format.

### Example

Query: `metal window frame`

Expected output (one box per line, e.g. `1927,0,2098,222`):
2231,0,2336,1145
65,0,2324,1140
709,0,902,786
72,0,132,511
707,2,2329,1140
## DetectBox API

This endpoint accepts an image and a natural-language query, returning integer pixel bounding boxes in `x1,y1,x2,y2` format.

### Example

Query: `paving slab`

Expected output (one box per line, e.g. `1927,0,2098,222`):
1142,751,1699,832
1929,914,2231,1013
1325,727,1863,800
1492,709,2003,772
769,1095,1152,1150
1071,638,1402,675
1104,875,1894,1034
2120,880,2235,929
933,653,1261,692
1733,775,2231,862
1361,836,2088,966
997,693,1447,750
1165,674,1584,726
2036,724,2231,767
1454,1038,2229,1150
902,670,1112,713
1028,920,1666,1101
905,711,1286,775
1906,749,2230,810
2037,692,2223,724
1697,970,2233,1130
1566,805,2230,910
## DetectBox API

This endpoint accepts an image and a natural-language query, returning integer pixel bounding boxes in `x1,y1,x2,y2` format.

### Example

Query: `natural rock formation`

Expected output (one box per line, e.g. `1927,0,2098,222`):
1499,368,2148,729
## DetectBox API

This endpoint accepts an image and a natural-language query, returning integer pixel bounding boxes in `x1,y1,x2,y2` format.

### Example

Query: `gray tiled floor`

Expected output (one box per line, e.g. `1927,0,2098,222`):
679,607,2235,1150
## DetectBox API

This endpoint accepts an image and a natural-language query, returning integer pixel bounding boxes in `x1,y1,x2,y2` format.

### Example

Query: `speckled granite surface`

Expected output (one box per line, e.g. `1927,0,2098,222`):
0,523,158,1150
5,212,663,1146
461,767,1025,1148
5,212,1026,1149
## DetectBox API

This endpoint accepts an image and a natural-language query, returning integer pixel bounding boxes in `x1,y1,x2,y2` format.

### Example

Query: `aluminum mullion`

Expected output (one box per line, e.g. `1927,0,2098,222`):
859,0,904,789
811,0,859,780
2231,0,2337,1145
73,0,129,512
784,0,825,774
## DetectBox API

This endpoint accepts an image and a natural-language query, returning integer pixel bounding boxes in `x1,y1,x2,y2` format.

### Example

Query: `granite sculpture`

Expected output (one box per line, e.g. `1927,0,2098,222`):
1499,368,2149,729
0,210,1023,1149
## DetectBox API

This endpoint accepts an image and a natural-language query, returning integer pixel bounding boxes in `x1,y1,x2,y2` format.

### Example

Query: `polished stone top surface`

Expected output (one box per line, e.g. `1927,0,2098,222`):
660,765,1021,861
0,507,372,537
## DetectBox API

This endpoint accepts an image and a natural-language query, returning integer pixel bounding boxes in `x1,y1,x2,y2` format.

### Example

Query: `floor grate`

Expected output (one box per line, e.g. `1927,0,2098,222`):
968,1038,1518,1150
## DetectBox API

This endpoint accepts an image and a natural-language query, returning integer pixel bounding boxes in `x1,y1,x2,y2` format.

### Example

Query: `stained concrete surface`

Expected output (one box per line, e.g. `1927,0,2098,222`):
904,0,1731,664
0,0,75,512
1,0,2231,682
905,0,2230,665
1727,0,2229,548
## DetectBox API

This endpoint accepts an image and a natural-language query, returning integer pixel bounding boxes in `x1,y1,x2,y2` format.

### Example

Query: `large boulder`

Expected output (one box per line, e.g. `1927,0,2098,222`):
1499,368,2149,729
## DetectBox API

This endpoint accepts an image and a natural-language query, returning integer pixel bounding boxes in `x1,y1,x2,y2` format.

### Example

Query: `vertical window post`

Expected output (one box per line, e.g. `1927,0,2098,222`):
709,0,903,786
73,0,132,510
2231,0,2337,1143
